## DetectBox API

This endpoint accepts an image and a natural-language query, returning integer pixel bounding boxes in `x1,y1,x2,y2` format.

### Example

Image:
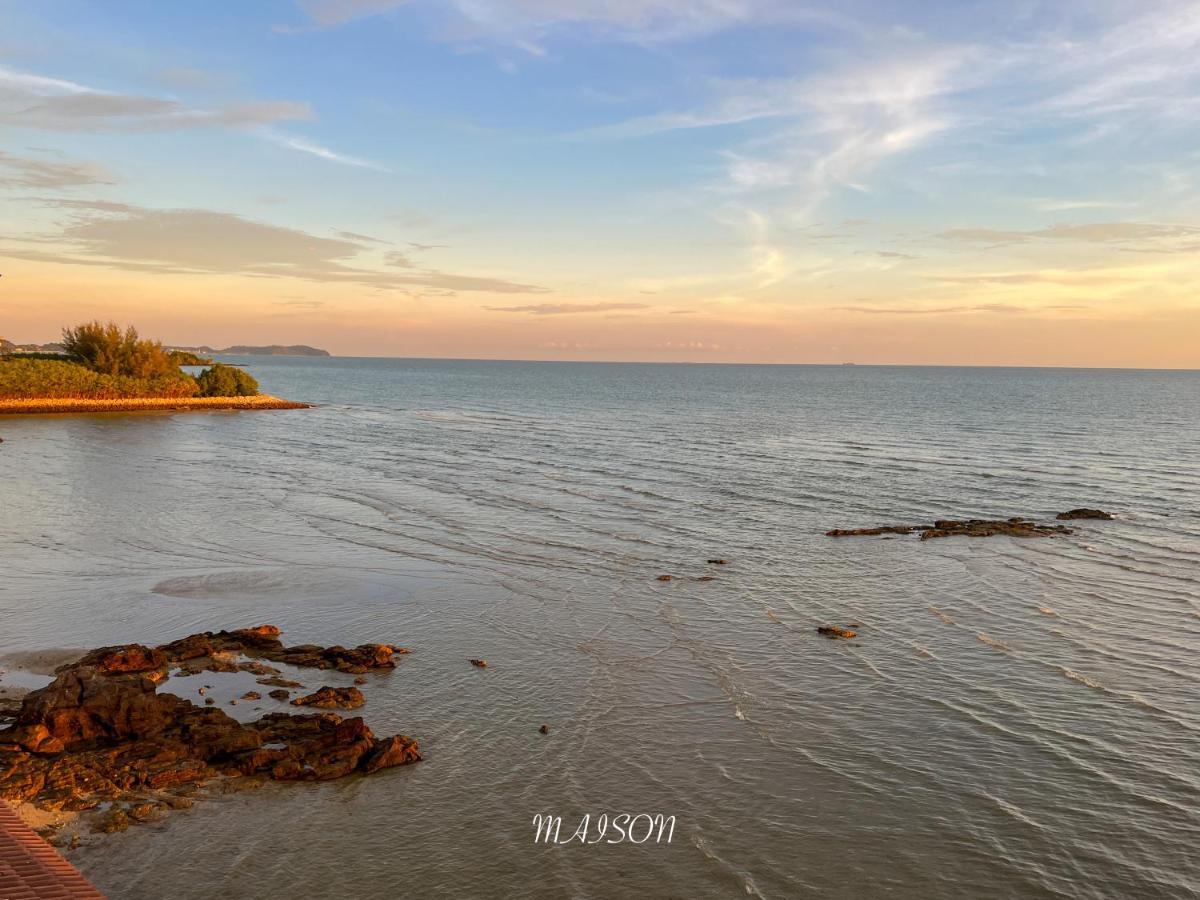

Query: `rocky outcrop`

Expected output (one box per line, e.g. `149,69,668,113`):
919,519,1072,539
0,626,420,838
156,625,402,675
826,518,1074,540
1056,508,1114,520
291,686,365,710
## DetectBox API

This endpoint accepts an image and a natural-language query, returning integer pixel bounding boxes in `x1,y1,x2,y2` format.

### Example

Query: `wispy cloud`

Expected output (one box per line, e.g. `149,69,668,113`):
260,130,388,170
296,0,849,46
834,303,1086,316
0,150,116,188
0,64,310,132
1030,198,1134,213
0,63,384,172
486,302,648,315
1,199,545,294
939,222,1200,245
925,271,1138,286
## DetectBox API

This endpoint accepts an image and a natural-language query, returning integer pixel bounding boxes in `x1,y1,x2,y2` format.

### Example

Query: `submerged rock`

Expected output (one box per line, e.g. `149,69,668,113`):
816,626,858,640
0,625,420,836
257,676,303,689
1056,508,1114,520
920,519,1072,540
825,525,928,537
469,659,488,669
826,518,1074,540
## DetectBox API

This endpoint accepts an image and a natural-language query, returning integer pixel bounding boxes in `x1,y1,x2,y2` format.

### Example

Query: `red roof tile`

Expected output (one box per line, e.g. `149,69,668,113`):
0,802,106,899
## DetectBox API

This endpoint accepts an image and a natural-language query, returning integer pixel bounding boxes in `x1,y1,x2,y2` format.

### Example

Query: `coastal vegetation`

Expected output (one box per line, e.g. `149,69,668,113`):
167,349,213,366
196,363,259,397
61,321,179,380
0,356,198,400
0,321,258,401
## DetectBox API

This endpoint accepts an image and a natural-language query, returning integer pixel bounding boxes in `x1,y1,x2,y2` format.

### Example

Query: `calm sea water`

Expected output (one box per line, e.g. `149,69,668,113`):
1,359,1198,899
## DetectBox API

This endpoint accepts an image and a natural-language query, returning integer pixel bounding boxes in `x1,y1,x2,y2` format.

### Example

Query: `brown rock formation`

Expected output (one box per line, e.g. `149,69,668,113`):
0,626,420,838
290,686,365,710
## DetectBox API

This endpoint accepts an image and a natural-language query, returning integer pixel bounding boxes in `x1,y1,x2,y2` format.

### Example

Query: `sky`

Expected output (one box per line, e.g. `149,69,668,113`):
1,0,1199,366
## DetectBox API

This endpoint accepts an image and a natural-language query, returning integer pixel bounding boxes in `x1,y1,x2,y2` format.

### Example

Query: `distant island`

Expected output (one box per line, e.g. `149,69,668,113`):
220,345,331,357
4,340,330,358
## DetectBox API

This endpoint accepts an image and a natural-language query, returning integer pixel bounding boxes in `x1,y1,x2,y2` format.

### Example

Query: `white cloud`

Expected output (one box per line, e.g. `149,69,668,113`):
592,50,966,222
260,130,389,170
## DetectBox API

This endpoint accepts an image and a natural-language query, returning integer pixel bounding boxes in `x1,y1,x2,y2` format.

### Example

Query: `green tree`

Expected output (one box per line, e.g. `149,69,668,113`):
196,363,259,397
61,321,177,379
167,350,213,366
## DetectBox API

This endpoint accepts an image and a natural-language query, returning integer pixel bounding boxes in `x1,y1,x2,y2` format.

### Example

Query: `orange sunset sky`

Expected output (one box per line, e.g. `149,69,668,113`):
2,1,1199,367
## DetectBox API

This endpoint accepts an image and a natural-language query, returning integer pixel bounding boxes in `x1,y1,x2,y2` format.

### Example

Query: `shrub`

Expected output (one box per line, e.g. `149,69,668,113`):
62,321,177,379
0,358,198,399
167,350,213,366
196,364,259,397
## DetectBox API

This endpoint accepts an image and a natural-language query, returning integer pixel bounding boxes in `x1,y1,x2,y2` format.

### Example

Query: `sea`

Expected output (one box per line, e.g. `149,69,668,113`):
1,358,1197,899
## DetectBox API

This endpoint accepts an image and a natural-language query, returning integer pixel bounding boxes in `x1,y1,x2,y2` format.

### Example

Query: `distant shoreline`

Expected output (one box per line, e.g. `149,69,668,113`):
0,396,311,416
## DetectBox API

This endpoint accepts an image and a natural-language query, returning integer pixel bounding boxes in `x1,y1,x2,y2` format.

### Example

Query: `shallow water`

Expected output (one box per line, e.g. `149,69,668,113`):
1,359,1198,899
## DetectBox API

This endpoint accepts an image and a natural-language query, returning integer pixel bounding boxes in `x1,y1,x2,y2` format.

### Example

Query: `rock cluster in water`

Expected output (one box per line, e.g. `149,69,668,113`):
0,625,420,838
816,626,857,640
823,513,1114,540
1055,508,1114,520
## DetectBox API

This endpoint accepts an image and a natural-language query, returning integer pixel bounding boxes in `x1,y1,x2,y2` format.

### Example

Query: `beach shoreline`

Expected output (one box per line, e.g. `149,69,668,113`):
0,396,311,416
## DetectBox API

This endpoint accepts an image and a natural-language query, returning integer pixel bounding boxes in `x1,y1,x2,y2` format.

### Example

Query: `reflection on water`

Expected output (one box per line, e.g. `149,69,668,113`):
1,359,1198,899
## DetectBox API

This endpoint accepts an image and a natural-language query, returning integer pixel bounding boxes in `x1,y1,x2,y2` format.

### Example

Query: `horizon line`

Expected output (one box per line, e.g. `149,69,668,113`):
219,354,1200,372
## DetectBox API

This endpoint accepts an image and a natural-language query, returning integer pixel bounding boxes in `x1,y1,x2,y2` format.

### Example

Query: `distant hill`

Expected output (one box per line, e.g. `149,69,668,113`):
219,345,331,357
7,341,331,358
8,342,66,353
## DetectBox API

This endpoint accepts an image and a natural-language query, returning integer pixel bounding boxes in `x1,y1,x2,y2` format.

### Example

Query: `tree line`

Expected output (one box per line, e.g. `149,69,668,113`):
0,321,259,400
